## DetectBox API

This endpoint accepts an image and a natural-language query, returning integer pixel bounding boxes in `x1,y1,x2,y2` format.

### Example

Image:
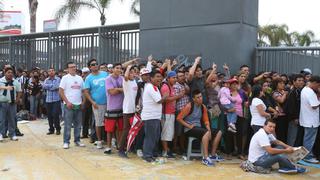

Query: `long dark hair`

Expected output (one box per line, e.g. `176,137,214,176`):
249,85,262,105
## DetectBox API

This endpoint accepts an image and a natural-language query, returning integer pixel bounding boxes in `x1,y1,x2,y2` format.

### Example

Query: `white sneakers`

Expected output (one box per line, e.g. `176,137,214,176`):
304,158,319,164
137,149,143,157
112,138,117,148
10,136,18,141
75,141,85,147
63,142,86,149
63,143,69,149
0,135,18,142
96,141,103,149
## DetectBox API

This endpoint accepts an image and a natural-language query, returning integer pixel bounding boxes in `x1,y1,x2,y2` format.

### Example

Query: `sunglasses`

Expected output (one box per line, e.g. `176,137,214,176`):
90,63,98,66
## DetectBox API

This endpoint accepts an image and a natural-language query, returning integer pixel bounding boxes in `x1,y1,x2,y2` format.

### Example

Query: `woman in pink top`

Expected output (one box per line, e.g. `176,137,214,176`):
230,79,247,160
218,79,238,133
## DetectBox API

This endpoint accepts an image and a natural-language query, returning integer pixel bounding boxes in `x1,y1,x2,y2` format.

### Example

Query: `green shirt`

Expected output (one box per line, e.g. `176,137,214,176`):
0,77,22,103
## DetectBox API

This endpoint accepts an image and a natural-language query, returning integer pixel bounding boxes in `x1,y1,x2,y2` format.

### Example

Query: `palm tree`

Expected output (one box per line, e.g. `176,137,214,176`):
284,31,300,46
55,0,112,25
258,24,289,46
285,31,315,47
130,0,140,16
297,31,315,46
258,24,317,47
29,0,38,33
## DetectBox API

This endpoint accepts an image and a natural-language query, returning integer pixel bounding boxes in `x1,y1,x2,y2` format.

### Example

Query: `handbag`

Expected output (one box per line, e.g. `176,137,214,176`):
105,110,123,118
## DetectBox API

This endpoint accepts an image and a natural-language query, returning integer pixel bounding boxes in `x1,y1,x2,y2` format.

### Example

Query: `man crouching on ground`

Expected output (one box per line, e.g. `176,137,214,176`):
248,119,306,174
177,89,224,167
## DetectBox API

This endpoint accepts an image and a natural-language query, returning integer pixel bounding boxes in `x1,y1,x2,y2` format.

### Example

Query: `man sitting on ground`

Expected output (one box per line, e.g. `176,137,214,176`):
248,119,306,174
177,89,224,167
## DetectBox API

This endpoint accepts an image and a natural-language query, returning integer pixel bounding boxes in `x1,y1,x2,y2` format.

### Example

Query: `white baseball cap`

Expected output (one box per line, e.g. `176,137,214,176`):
81,67,90,73
302,68,312,75
140,68,151,76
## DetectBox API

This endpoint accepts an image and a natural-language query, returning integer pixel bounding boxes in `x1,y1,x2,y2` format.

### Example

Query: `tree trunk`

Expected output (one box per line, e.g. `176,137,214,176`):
29,0,38,33
100,14,106,25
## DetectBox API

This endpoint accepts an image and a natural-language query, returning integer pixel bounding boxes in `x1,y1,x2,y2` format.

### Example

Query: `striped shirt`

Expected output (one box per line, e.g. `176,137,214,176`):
174,82,190,111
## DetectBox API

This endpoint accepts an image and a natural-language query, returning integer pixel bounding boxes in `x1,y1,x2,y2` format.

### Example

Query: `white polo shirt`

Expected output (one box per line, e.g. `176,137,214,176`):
299,86,320,128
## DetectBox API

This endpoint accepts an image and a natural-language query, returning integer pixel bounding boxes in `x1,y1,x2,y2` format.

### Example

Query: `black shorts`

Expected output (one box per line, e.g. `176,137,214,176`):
185,127,219,140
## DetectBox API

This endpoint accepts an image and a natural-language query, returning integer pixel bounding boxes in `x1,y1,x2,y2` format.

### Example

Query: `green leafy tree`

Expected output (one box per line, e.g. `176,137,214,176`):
297,31,315,46
55,0,113,25
258,24,317,47
258,24,289,46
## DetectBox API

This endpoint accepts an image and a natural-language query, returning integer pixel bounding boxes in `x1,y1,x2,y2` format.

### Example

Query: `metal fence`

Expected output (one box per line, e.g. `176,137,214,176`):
0,23,139,70
255,47,320,75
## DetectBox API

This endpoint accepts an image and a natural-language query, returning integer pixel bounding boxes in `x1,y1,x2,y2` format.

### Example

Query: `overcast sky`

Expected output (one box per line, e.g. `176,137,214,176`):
2,0,320,39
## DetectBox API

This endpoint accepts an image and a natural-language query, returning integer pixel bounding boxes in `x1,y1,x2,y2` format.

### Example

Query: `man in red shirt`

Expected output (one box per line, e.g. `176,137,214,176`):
160,71,184,158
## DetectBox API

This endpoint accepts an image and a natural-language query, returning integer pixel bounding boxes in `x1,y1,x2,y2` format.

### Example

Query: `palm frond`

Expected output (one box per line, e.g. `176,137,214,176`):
130,0,140,16
99,0,112,9
55,0,96,24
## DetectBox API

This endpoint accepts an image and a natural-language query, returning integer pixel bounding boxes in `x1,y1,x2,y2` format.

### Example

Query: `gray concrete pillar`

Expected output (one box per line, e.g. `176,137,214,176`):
139,0,258,73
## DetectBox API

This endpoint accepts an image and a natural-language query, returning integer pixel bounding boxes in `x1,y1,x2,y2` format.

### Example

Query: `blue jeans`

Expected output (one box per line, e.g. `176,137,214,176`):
303,127,318,160
254,153,295,169
223,103,237,124
63,106,82,144
143,119,161,158
0,103,17,137
287,120,298,146
29,95,39,116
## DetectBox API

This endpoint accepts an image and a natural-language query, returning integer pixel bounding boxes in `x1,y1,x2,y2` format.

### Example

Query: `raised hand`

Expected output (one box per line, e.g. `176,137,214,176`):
172,59,178,66
195,56,201,64
148,55,153,62
223,63,229,71
165,58,171,65
212,63,217,71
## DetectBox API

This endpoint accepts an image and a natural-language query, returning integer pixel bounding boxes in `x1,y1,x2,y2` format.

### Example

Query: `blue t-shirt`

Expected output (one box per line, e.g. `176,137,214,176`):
84,71,109,105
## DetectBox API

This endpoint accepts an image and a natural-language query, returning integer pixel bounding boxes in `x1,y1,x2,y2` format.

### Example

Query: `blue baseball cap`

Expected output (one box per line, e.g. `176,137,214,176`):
167,71,177,78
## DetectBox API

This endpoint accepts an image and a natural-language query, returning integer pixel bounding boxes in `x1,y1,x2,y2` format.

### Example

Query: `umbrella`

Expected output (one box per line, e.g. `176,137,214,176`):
126,113,144,153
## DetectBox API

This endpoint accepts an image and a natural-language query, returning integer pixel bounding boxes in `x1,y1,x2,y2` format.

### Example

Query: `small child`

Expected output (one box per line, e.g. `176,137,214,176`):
218,79,237,133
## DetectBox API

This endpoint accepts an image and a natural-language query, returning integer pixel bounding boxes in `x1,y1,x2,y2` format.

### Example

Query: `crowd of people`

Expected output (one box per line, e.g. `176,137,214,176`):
0,55,320,174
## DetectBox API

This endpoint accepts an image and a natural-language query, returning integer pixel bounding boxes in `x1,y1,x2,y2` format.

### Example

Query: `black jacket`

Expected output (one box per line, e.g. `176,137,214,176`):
284,87,301,120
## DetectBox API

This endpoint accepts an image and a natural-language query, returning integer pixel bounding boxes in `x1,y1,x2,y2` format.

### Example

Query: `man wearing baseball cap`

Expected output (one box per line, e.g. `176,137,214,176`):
160,71,185,158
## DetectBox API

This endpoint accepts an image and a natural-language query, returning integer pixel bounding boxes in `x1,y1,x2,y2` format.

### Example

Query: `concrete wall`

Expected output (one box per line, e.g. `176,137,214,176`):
139,0,258,73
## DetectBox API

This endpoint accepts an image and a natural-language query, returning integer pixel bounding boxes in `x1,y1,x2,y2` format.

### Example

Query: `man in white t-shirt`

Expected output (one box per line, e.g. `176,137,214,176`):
141,70,167,163
248,119,306,174
299,76,320,164
59,62,86,149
